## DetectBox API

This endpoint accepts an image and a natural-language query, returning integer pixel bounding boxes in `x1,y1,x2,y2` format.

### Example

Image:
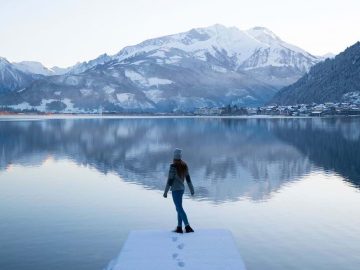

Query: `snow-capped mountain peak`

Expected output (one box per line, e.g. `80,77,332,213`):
322,52,336,59
246,26,315,58
0,57,42,94
11,54,112,77
10,60,70,76
114,24,265,67
68,53,111,74
0,57,11,68
13,61,54,76
112,24,319,72
246,26,282,45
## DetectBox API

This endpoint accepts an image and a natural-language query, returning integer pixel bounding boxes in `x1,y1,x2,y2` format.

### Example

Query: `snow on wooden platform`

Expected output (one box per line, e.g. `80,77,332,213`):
107,229,246,270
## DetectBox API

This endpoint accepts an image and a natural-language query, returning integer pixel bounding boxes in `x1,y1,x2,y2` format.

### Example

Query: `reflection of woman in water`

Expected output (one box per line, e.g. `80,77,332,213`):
163,149,195,233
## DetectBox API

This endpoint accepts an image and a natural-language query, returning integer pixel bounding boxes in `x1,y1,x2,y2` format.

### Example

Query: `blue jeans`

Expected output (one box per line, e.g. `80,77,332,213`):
172,190,189,227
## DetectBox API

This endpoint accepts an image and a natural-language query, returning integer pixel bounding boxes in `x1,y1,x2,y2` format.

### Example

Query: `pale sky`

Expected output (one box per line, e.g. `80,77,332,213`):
1,0,359,68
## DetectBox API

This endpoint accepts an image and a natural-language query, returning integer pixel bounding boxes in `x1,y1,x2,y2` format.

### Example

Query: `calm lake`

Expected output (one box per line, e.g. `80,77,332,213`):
0,116,360,270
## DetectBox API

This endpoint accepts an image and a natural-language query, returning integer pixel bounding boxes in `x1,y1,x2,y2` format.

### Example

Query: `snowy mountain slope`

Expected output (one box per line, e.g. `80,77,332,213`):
0,52,116,97
114,25,262,66
2,56,276,112
12,61,63,76
11,53,111,77
67,53,112,74
114,24,319,72
0,24,322,112
0,57,43,93
242,27,318,72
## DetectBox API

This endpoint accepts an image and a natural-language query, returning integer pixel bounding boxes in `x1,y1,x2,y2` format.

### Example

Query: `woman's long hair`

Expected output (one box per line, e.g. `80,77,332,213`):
173,159,188,179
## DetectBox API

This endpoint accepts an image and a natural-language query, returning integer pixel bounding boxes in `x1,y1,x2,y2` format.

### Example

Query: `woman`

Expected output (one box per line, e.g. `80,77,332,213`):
163,148,195,233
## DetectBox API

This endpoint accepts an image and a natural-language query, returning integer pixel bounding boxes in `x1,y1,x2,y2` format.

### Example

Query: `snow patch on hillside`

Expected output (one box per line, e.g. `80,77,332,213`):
103,86,116,94
132,60,146,65
115,93,154,110
164,55,182,64
80,89,93,96
225,89,249,97
117,93,134,103
125,70,147,85
65,76,81,86
125,70,172,87
212,65,228,73
144,89,164,103
147,77,173,86
151,50,167,58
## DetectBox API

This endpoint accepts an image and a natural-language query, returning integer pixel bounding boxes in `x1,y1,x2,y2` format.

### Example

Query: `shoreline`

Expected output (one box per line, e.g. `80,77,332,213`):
1,113,360,120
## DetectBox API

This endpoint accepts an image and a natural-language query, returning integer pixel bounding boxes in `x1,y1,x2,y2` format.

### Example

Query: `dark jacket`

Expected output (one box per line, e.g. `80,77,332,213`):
164,164,195,195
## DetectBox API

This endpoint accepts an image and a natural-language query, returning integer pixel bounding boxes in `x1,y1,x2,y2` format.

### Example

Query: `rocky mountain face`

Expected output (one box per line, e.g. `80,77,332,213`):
0,57,43,93
0,24,321,112
270,42,360,105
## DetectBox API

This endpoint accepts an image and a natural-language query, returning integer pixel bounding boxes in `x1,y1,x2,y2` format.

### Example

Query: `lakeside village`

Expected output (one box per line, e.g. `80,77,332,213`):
194,102,360,116
1,102,360,117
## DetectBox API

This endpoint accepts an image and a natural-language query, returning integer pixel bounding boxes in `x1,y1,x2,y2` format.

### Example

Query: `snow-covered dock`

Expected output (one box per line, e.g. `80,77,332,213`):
107,229,246,270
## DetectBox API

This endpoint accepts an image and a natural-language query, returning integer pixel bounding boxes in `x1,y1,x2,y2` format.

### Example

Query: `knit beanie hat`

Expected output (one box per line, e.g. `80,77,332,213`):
173,148,182,160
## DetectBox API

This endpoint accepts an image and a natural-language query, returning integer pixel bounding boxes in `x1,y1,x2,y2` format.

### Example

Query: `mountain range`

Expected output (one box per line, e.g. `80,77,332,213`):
270,42,360,105
0,24,322,112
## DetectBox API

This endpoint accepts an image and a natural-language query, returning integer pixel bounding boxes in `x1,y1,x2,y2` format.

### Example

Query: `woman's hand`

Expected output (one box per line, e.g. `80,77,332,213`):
163,193,167,198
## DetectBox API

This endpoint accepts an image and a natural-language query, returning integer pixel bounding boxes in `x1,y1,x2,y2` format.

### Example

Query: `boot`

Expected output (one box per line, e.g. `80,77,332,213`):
173,226,183,233
185,225,194,233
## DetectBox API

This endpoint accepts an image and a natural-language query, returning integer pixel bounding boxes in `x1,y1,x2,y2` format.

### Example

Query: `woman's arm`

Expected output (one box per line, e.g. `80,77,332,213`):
186,171,195,196
163,165,176,197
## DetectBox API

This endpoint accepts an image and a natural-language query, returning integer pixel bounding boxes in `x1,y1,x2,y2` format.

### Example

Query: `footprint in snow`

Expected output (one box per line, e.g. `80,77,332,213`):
178,261,185,267
177,243,185,250
172,253,178,259
172,236,178,242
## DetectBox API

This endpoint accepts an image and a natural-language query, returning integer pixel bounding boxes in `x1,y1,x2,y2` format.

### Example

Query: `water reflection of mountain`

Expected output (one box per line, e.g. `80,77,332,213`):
271,117,360,187
5,117,357,202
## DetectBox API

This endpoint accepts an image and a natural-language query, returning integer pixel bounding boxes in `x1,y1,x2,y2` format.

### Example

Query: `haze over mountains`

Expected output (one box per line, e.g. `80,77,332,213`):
0,24,323,112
